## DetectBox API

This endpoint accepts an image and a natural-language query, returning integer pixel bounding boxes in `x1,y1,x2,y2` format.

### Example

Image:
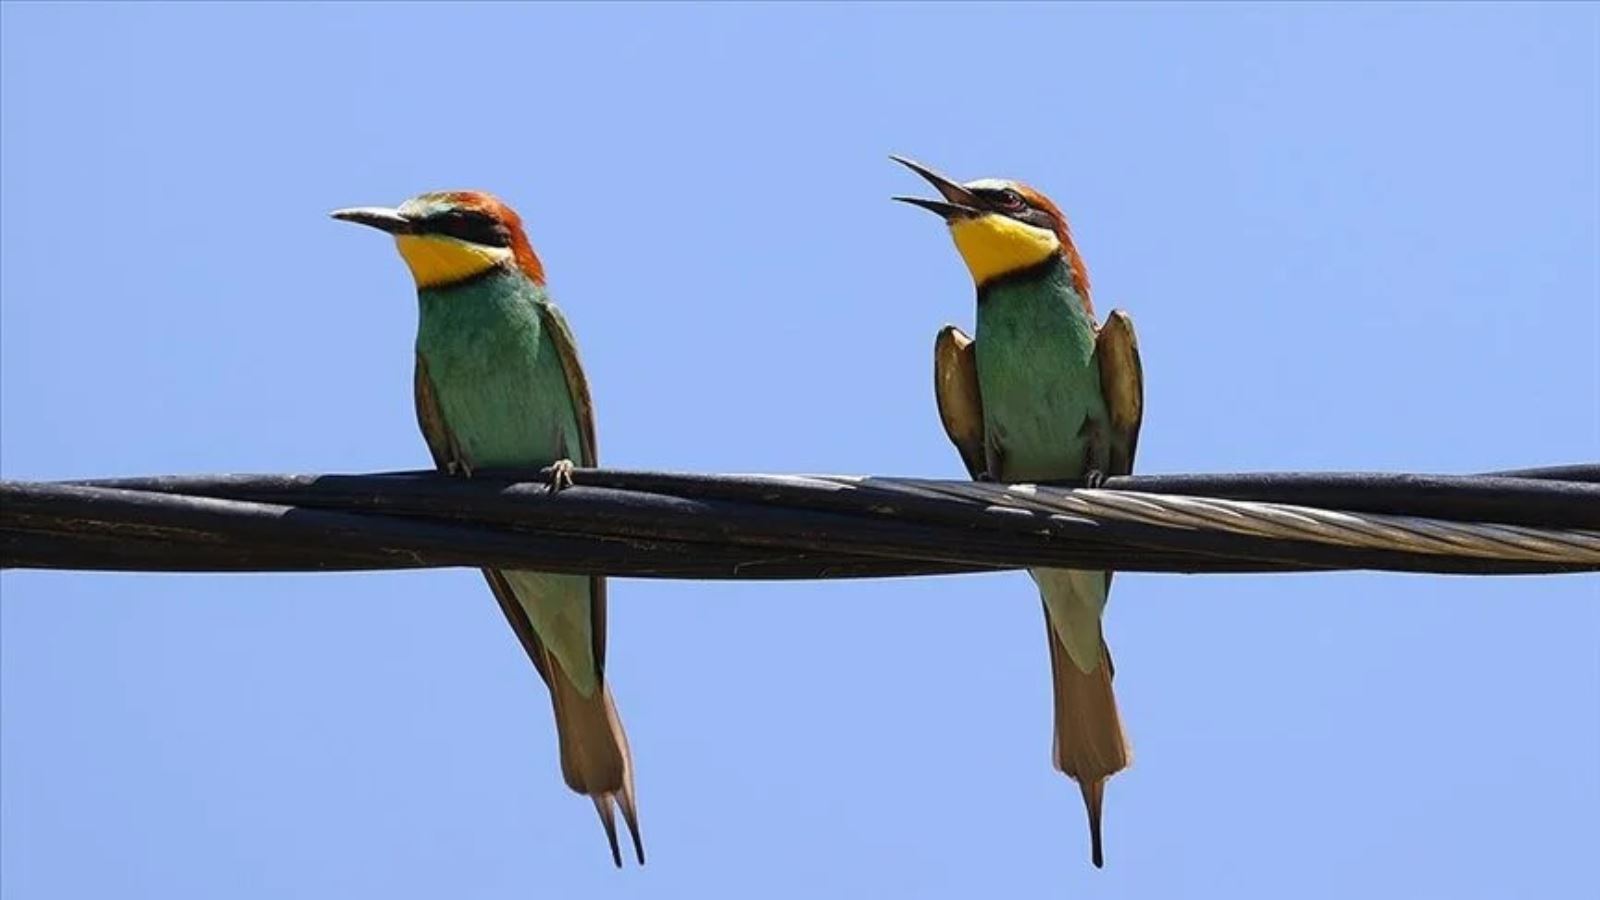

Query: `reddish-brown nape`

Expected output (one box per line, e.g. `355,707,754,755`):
439,190,547,285
1015,184,1094,319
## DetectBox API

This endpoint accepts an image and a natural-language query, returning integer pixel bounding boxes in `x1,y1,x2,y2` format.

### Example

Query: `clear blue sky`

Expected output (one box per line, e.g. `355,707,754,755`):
2,4,1597,897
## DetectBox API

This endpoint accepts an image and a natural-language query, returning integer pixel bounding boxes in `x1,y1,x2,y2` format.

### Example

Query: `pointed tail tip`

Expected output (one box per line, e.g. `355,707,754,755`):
619,787,645,865
592,795,624,868
593,791,644,868
1080,778,1107,870
1088,815,1105,868
604,829,622,869
626,816,645,866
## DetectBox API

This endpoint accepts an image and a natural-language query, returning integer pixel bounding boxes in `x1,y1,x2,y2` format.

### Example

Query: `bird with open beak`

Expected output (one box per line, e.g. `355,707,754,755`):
893,156,1145,868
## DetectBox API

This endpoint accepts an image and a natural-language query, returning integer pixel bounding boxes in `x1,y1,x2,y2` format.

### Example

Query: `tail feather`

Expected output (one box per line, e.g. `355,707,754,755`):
591,795,622,868
615,748,644,865
546,656,645,867
1045,612,1129,868
607,684,645,865
1080,779,1106,868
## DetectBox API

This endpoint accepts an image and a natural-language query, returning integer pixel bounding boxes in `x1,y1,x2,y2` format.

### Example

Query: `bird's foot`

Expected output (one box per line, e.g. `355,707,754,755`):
1084,468,1106,489
546,458,576,494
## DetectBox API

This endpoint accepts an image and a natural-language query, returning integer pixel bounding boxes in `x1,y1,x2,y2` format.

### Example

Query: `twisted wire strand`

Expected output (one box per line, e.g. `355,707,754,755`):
813,476,1600,565
995,485,1600,563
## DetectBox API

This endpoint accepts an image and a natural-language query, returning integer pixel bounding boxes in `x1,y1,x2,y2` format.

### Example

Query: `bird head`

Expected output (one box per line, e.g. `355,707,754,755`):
891,155,1090,304
331,191,545,289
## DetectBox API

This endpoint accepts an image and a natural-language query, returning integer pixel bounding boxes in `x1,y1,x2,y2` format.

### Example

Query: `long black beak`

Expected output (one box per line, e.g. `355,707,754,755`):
890,155,984,221
329,206,414,235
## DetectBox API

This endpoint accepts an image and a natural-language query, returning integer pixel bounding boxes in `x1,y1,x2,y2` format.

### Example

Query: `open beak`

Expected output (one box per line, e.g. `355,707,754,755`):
890,155,984,221
329,206,414,235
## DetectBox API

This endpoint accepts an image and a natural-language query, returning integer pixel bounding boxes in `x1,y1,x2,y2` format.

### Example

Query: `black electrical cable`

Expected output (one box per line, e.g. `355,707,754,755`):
2,465,1594,578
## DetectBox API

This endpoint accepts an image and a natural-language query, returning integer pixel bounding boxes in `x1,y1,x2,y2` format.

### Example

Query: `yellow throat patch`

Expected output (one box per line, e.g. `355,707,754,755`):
948,214,1061,286
394,234,512,289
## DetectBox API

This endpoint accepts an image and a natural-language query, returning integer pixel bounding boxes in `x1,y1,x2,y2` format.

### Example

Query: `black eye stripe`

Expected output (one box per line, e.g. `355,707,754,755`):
971,187,1056,230
1019,208,1057,230
974,187,1029,212
424,209,511,247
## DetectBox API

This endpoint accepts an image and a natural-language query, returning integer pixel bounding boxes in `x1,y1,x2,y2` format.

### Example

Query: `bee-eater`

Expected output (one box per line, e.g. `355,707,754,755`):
332,191,643,867
892,157,1144,868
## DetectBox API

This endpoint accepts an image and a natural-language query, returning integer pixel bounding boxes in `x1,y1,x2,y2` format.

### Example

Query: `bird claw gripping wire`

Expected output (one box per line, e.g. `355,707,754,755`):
546,459,576,494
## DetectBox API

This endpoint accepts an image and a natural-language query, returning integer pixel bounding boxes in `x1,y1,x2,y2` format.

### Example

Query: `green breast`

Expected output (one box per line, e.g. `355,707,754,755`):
415,269,583,469
974,258,1107,482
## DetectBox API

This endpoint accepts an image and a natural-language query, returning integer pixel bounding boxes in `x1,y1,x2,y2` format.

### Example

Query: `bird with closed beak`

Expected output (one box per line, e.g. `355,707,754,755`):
892,156,1145,868
332,191,643,867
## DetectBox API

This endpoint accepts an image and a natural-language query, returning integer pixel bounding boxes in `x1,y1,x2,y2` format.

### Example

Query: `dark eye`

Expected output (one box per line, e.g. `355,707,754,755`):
1000,189,1027,212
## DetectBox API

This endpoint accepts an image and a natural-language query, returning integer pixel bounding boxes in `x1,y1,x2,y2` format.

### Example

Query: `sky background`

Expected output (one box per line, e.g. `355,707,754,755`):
2,3,1597,898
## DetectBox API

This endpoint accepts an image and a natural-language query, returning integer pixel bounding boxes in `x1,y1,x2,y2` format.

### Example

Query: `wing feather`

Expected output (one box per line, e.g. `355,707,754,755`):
1095,310,1144,477
537,302,608,679
933,325,989,481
